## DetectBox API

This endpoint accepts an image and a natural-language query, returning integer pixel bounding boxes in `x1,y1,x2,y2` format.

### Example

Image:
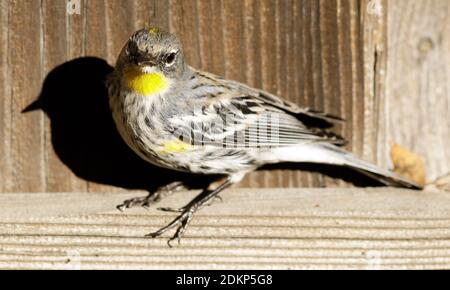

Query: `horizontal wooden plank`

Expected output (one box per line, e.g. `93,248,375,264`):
0,188,449,269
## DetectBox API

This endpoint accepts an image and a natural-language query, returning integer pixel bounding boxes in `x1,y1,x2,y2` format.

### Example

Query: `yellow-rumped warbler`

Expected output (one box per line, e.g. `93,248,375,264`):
107,27,420,245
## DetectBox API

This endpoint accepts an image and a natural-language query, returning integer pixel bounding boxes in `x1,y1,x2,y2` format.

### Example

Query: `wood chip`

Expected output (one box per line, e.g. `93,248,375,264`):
390,143,426,187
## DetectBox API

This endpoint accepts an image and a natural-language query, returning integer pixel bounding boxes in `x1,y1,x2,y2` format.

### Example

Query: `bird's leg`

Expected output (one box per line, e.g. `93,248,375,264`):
157,193,223,213
146,177,233,247
158,177,227,213
117,181,186,211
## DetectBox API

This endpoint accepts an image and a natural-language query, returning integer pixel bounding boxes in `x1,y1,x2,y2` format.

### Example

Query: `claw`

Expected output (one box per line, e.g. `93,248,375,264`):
116,181,186,212
157,206,185,213
145,232,160,239
116,196,150,212
145,209,194,247
116,204,125,212
167,237,178,248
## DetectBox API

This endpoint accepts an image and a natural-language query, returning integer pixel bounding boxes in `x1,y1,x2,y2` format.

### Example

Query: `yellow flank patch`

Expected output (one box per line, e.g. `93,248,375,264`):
123,68,169,96
160,140,193,154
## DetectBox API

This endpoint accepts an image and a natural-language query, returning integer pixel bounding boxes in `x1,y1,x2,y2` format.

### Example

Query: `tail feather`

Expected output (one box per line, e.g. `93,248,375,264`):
328,145,422,189
345,160,422,189
270,143,422,189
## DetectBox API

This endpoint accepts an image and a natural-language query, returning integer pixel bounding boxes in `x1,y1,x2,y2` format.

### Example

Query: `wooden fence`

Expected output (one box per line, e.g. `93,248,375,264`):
0,0,448,193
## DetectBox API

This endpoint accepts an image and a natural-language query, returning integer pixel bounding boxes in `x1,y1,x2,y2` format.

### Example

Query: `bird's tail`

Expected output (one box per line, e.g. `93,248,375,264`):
269,143,422,189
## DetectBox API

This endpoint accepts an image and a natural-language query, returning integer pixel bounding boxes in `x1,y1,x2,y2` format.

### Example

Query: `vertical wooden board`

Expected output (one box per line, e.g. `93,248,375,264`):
85,0,114,193
316,0,341,187
0,0,403,192
305,1,337,187
298,0,328,187
288,0,304,188
42,0,87,192
105,0,136,65
8,0,45,192
66,0,85,59
299,0,314,107
221,0,264,188
197,0,225,75
134,0,165,30
334,0,356,187
150,0,170,30
242,0,262,91
271,0,286,188
292,0,317,187
275,0,289,101
336,0,354,153
169,0,201,67
372,0,389,168
85,0,107,58
134,0,170,34
134,0,152,30
319,0,341,118
302,0,324,187
309,0,325,113
273,0,296,188
259,0,278,96
221,0,246,82
86,0,135,193
249,0,279,188
0,0,11,192
360,0,388,164
240,0,263,187
241,0,371,188
347,0,365,157
386,0,450,181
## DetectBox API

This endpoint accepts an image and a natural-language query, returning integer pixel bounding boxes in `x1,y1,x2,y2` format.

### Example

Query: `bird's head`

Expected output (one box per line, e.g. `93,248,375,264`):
116,27,185,96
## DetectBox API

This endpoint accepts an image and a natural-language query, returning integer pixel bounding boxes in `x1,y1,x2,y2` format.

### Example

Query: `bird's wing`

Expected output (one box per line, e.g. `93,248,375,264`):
197,70,344,123
166,71,345,148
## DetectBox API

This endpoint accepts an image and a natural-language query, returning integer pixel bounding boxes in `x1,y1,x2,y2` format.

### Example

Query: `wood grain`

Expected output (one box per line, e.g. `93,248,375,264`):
0,188,449,269
0,0,448,192
0,1,11,191
7,0,45,192
42,0,86,193
386,0,450,181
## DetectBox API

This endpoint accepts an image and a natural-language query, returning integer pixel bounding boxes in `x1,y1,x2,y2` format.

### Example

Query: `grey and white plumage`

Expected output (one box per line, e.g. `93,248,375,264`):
107,27,420,245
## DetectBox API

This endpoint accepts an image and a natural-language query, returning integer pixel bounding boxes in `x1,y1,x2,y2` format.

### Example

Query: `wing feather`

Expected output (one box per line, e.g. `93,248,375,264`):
167,71,346,148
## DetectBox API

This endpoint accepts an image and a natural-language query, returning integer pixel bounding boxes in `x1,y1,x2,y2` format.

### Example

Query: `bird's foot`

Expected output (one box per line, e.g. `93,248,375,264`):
146,205,197,247
116,181,186,211
144,177,233,246
117,195,153,211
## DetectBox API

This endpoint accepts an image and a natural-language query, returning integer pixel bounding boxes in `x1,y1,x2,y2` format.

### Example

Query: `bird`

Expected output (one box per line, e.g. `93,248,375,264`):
106,27,421,246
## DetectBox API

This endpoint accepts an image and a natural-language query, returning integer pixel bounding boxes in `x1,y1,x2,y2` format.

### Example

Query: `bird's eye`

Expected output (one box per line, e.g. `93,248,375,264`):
165,52,177,66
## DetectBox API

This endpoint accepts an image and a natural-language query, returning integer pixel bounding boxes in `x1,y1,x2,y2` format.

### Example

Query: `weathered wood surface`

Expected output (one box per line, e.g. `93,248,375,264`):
386,0,450,181
0,0,448,192
0,188,449,270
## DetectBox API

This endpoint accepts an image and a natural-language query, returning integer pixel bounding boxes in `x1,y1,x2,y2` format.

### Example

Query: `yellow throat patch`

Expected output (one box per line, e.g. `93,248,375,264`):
123,67,169,96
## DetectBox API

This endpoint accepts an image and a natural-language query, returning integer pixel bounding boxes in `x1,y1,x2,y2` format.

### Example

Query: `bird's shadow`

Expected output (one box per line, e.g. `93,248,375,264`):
24,56,381,192
260,163,381,187
23,57,210,192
